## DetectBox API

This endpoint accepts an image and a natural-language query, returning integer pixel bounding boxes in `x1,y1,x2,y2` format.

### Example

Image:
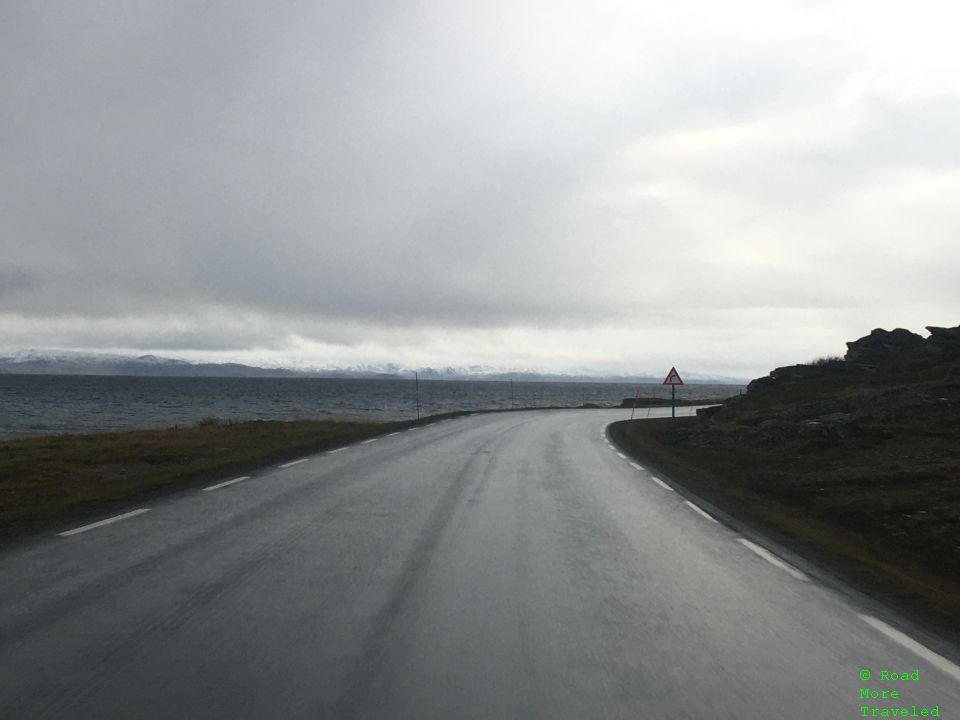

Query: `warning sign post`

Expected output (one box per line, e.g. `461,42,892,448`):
662,366,684,418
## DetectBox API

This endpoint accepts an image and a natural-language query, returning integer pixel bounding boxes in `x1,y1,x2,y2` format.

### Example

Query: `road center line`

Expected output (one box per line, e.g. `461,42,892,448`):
650,476,673,491
684,500,718,523
58,508,151,537
737,538,808,581
202,476,251,492
278,458,309,468
857,614,960,683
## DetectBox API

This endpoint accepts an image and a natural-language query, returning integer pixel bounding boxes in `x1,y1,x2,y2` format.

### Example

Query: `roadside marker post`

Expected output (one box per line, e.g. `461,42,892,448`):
662,366,684,418
415,371,421,420
629,385,642,420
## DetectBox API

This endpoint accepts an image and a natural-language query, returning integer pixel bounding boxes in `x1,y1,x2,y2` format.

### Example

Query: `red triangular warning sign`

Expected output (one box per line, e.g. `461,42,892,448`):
662,367,684,385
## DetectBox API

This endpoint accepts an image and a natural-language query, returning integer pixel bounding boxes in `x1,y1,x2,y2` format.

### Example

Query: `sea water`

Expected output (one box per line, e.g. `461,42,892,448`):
0,375,743,438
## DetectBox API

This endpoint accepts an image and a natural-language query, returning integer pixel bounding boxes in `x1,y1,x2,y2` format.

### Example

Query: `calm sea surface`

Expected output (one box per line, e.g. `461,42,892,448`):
0,375,743,439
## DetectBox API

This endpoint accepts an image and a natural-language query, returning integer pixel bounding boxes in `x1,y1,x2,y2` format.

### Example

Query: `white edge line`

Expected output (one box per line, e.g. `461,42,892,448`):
386,432,401,437
858,614,960,683
327,446,348,454
279,458,310,468
683,500,718,523
361,438,378,444
616,452,627,460
202,476,251,492
629,462,644,471
737,538,808,581
650,476,673,491
58,508,151,537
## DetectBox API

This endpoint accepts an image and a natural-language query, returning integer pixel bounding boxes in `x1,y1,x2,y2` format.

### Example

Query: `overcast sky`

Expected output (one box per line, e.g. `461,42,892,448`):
3,1,959,379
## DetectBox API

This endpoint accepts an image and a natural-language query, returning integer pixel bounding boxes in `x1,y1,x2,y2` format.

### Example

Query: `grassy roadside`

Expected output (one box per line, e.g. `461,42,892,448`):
611,416,960,642
0,417,425,540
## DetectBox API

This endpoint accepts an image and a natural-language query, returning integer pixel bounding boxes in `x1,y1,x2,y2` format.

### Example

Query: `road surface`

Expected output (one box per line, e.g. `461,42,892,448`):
1,409,958,718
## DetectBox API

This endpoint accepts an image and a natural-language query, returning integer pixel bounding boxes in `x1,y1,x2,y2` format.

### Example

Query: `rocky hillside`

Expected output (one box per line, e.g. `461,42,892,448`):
619,324,960,637
701,325,960,441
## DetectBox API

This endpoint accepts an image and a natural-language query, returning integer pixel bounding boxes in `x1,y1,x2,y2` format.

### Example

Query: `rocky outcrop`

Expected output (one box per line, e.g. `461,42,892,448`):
704,324,960,423
844,328,925,365
925,325,960,356
840,325,960,367
745,361,851,394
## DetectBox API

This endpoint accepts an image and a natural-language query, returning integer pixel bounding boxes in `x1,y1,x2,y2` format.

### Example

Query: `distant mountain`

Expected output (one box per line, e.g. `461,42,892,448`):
0,350,747,384
0,350,394,379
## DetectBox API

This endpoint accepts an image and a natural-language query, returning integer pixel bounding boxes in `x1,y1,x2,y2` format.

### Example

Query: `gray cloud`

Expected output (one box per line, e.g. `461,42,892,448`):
2,1,959,375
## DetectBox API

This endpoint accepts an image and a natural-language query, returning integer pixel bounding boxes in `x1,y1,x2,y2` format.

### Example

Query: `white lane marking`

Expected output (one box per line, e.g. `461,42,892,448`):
327,447,348,454
858,614,960,683
279,458,309,468
737,538,808,581
59,508,151,537
361,438,378,444
629,462,645,471
406,428,420,432
616,452,627,460
202,476,251,492
684,500,718,523
650,476,673,491
386,432,401,437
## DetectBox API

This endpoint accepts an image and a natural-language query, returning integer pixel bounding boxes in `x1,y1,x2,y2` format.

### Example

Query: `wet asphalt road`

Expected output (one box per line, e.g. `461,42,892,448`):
1,409,958,719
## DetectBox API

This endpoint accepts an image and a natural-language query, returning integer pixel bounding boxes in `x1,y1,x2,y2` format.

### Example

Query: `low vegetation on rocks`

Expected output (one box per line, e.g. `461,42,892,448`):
615,324,960,639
